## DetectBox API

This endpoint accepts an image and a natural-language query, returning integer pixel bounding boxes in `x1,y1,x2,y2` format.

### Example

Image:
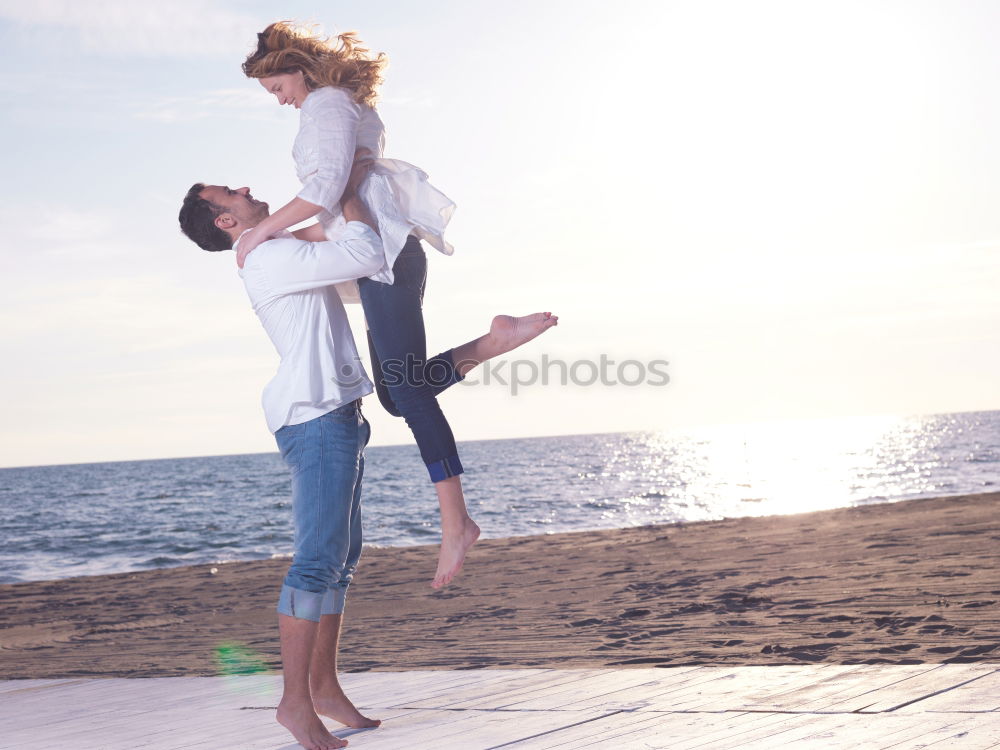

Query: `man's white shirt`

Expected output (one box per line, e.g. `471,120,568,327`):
235,222,381,433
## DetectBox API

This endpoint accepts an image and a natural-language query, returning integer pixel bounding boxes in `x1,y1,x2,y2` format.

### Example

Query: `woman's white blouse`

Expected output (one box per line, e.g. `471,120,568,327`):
293,86,455,303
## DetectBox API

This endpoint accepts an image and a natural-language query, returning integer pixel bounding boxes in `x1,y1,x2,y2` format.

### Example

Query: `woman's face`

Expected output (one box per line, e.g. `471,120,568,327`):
259,71,310,109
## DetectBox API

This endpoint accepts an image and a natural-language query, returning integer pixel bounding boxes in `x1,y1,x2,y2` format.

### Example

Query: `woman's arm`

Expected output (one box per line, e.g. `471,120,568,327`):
236,88,364,266
237,148,374,268
250,197,322,241
291,222,328,242
236,197,321,267
296,88,360,216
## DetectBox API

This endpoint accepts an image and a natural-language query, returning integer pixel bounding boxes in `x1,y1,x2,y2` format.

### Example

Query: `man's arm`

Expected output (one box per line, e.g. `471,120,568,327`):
253,227,383,296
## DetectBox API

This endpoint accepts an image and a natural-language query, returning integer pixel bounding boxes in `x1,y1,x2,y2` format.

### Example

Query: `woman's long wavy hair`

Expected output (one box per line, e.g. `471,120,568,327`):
242,21,387,107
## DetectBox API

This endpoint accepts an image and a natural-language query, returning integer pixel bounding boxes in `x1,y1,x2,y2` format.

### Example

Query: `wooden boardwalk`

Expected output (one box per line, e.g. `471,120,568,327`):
2,665,999,749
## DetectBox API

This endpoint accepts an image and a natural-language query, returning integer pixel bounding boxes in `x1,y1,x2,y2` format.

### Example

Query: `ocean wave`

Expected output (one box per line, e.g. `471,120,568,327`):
1,410,998,583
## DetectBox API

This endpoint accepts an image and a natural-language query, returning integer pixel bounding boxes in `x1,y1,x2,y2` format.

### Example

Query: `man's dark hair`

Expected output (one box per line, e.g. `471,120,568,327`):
178,183,233,252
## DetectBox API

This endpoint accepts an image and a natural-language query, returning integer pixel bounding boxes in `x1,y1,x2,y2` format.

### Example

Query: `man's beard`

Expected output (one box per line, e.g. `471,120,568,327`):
248,202,270,224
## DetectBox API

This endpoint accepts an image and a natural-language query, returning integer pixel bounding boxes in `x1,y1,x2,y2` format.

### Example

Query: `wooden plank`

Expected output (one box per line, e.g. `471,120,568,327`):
398,669,588,710
0,707,152,746
852,713,999,750
505,710,730,749
511,710,814,750
727,664,946,712
301,707,613,750
0,676,274,738
755,713,1000,750
634,665,850,712
737,714,907,750
166,709,416,750
0,678,278,746
665,712,819,750
583,665,832,713
664,712,816,750
5,668,1000,750
0,684,153,734
878,713,1000,750
556,666,744,711
719,665,892,711
486,669,674,711
828,665,995,713
679,712,1000,750
11,704,241,747
685,713,966,750
893,668,1000,713
352,668,553,709
0,678,87,695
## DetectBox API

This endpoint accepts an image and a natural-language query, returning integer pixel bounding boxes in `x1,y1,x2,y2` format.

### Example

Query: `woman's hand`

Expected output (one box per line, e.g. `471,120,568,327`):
236,225,271,268
341,148,375,201
345,148,373,198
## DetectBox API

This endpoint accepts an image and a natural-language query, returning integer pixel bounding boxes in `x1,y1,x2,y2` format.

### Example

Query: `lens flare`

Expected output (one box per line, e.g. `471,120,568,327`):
213,641,270,676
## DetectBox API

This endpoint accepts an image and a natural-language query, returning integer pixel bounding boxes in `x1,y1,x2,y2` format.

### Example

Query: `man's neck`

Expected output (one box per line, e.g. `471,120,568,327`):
232,226,256,248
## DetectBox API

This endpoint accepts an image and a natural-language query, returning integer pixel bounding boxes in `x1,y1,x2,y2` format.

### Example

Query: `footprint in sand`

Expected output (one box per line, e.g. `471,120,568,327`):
877,644,920,654
618,608,651,620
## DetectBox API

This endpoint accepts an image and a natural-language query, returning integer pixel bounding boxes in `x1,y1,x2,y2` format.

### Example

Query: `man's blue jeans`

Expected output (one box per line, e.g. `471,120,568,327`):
358,236,465,483
274,400,370,622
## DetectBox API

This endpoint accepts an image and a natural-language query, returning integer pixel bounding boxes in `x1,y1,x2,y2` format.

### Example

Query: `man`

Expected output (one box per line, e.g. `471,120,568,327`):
178,156,379,750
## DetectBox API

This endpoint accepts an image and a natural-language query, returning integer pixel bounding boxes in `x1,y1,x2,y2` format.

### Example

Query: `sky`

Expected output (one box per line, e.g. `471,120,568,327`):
0,0,997,468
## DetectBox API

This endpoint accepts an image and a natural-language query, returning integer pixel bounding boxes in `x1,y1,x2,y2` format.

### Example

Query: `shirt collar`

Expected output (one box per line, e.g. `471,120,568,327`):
234,227,294,252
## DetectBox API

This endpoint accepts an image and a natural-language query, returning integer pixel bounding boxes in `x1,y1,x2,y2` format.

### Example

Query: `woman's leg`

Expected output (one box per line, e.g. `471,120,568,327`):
358,237,559,586
358,238,479,587
358,239,463,480
447,313,559,378
363,329,401,417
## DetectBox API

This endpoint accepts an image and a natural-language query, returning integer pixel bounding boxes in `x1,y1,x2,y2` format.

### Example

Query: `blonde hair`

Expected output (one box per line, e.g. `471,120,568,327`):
242,21,387,107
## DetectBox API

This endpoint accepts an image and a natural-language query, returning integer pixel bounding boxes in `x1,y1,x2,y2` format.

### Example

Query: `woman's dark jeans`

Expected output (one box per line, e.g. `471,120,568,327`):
357,236,465,482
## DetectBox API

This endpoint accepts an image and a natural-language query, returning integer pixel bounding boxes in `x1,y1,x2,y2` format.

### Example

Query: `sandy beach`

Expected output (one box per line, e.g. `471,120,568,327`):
1,491,998,679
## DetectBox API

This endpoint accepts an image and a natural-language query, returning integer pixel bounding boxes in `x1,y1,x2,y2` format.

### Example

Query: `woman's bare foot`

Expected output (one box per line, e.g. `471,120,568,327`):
313,685,381,729
276,697,348,749
488,312,558,357
432,516,481,588
451,312,559,378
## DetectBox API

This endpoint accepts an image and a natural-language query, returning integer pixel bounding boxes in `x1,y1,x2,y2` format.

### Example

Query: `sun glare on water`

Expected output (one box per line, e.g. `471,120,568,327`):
614,413,962,524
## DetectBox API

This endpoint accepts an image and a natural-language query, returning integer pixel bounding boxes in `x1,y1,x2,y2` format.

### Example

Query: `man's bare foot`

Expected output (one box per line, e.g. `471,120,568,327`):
312,684,381,729
488,312,558,357
432,517,481,588
276,697,348,749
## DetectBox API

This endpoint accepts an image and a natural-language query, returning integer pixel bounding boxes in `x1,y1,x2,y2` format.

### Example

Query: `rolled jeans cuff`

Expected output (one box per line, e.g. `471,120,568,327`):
277,584,325,622
322,586,348,616
427,454,464,483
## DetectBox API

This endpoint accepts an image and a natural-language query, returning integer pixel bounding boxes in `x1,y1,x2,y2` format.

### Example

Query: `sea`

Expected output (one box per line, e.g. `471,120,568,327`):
1,410,997,585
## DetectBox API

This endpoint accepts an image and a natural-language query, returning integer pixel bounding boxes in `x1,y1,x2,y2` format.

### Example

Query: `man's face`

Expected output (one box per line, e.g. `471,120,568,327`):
199,185,269,231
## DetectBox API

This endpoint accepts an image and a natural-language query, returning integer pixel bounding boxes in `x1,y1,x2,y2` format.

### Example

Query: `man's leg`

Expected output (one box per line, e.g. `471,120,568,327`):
273,405,366,749
276,615,347,750
311,414,380,728
310,613,379,728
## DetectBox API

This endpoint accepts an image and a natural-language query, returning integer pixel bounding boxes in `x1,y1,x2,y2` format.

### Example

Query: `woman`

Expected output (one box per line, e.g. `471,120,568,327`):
237,22,557,590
